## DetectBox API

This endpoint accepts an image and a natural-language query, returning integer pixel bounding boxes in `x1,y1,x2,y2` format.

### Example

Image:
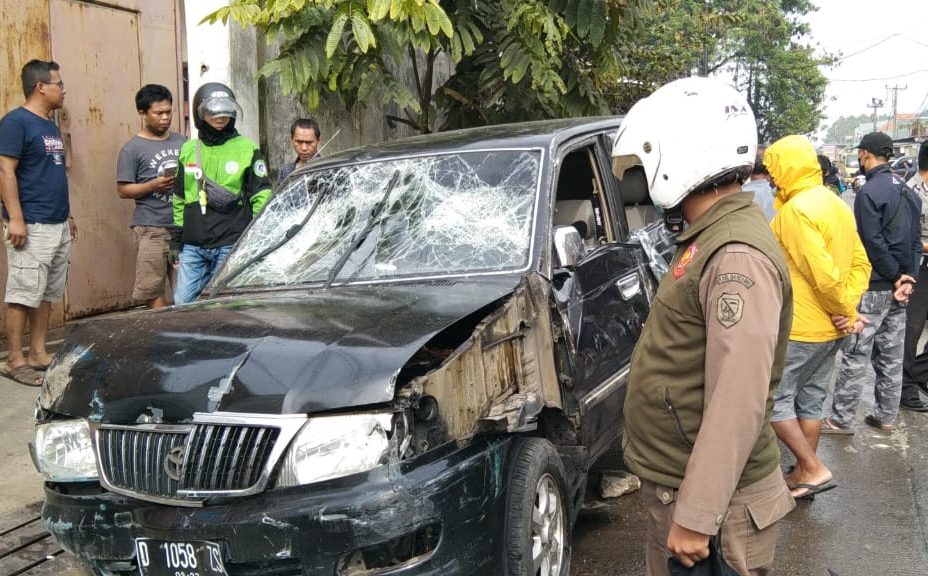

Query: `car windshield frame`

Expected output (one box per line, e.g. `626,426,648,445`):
210,147,545,292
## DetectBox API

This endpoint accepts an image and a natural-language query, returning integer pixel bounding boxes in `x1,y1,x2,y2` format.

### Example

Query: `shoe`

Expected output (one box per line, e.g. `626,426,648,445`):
820,417,854,435
901,397,928,412
791,479,837,501
864,414,895,431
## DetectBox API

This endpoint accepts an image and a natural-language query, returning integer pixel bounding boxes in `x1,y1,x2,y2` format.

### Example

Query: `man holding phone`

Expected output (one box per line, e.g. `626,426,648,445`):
116,84,186,308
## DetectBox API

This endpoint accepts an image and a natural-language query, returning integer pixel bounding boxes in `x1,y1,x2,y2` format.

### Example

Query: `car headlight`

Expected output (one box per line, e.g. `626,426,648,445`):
276,413,393,487
32,419,98,482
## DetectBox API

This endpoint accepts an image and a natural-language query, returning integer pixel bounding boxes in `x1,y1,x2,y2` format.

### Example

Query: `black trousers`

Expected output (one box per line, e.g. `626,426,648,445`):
902,265,928,399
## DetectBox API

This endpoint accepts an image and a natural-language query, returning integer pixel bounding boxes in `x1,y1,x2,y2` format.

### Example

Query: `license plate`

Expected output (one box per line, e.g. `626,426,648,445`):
135,539,227,576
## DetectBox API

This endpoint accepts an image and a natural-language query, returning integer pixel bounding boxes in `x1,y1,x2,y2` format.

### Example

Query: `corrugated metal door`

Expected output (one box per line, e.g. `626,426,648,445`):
50,0,141,317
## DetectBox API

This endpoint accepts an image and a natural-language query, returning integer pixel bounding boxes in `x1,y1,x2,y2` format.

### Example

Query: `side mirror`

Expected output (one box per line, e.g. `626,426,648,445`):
554,226,584,269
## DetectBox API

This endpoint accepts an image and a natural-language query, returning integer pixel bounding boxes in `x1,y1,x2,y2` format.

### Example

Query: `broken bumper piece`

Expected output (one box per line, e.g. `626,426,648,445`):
43,438,514,576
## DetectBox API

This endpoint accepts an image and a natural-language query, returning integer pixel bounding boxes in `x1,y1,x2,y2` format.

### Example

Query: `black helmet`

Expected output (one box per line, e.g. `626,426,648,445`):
191,82,238,131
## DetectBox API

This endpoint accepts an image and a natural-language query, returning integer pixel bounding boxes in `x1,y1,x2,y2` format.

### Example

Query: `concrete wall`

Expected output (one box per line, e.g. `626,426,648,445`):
182,4,455,181
261,43,455,182
184,0,260,142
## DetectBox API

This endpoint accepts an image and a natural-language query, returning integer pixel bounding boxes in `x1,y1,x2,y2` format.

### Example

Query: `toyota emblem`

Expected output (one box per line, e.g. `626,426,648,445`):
164,445,186,481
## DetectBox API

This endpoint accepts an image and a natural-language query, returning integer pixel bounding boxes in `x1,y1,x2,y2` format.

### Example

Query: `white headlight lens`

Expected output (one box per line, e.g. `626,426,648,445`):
33,419,98,482
277,413,392,487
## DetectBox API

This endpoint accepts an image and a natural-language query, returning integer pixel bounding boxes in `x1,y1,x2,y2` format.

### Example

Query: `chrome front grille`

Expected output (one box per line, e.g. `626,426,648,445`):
182,424,277,490
98,427,188,498
92,413,306,506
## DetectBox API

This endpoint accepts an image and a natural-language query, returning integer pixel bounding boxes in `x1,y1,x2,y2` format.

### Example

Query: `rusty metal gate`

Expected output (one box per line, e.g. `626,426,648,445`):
0,1,65,330
0,0,184,329
50,0,141,317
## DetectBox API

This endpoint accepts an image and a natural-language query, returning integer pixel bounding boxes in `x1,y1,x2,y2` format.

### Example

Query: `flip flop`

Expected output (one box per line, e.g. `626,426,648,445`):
2,365,44,387
28,362,51,372
792,480,837,501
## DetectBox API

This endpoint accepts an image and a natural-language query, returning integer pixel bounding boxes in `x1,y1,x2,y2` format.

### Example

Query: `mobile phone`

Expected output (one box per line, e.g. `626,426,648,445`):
160,161,178,179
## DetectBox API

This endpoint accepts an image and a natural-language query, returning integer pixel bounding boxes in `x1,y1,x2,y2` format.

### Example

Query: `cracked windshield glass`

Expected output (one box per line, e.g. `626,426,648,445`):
214,150,541,289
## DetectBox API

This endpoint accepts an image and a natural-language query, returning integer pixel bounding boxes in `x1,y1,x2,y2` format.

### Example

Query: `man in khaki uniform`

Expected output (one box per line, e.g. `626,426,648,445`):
612,77,795,575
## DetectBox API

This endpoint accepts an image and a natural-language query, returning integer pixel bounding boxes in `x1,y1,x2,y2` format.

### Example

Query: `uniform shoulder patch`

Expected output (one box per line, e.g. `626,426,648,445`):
672,243,698,280
253,159,268,178
716,273,754,288
717,292,744,328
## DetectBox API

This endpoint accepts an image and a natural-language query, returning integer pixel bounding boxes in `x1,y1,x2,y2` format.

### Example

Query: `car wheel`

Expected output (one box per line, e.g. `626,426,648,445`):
503,438,571,576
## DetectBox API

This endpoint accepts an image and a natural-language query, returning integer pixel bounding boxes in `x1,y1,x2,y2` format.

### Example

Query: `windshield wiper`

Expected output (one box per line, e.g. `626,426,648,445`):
208,184,329,296
324,170,402,289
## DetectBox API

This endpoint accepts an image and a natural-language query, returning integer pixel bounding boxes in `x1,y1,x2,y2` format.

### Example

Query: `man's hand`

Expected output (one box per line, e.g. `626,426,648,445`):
5,217,27,248
169,227,183,269
830,314,851,332
152,175,175,193
894,284,913,304
831,314,870,334
894,274,916,291
68,217,78,241
666,522,710,568
894,275,915,304
848,316,869,334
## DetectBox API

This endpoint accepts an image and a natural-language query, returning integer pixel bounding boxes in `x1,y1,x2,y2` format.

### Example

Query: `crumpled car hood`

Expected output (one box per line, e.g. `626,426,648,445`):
40,279,519,424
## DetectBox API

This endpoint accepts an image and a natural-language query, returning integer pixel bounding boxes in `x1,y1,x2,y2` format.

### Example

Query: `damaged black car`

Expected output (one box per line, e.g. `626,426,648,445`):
32,118,672,576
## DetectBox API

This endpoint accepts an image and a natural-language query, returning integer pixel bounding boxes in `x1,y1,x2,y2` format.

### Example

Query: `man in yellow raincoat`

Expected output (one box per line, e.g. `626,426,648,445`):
765,135,871,499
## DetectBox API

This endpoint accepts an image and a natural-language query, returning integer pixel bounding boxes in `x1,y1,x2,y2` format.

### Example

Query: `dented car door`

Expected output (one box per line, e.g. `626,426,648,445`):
555,237,650,458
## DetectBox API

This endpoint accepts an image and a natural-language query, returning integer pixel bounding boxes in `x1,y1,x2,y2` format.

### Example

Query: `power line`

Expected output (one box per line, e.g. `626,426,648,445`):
832,33,901,63
886,85,907,138
917,91,928,115
830,69,928,83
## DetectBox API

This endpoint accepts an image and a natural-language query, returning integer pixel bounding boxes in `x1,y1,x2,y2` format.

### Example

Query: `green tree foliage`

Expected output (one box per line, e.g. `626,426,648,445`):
203,0,457,133
205,0,831,139
824,114,874,144
619,0,834,143
437,0,654,129
204,0,652,132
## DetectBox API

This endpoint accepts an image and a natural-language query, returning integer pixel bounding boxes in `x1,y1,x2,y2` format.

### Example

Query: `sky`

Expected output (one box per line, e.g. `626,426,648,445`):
802,0,928,137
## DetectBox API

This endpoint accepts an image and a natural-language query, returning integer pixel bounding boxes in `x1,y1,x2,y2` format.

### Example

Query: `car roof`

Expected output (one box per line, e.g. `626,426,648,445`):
307,117,623,169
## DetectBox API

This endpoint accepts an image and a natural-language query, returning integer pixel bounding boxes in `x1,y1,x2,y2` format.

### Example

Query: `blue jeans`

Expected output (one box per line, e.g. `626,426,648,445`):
174,244,233,305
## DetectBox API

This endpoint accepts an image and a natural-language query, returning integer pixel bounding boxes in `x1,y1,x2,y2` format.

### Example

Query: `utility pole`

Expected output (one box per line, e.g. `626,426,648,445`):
886,84,907,138
700,0,710,76
868,97,884,132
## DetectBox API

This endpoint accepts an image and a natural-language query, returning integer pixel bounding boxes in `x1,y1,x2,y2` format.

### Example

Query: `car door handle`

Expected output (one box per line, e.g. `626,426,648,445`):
615,272,641,301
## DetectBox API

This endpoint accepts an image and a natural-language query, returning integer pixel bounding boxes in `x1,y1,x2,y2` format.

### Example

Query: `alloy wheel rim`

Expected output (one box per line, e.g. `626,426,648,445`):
530,473,565,576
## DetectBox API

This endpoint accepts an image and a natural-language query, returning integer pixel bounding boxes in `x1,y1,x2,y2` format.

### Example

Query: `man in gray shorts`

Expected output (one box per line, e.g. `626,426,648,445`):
117,84,186,308
765,135,871,499
0,60,77,386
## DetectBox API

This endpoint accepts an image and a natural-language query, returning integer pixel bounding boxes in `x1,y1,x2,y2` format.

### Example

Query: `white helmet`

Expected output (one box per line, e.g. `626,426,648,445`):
611,76,757,210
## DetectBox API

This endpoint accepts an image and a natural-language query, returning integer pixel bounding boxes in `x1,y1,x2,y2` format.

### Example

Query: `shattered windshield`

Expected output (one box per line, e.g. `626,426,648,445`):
213,149,541,289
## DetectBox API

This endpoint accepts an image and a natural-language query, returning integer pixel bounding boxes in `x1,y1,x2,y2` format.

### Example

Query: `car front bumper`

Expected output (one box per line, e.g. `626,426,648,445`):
43,438,514,576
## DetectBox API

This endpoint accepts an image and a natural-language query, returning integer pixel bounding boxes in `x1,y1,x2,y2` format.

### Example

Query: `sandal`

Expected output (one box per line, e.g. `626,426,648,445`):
820,417,854,435
2,364,44,387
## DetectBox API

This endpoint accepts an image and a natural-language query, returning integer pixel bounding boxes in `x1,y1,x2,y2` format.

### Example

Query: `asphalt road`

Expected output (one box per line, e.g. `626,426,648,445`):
5,342,928,575
571,397,928,576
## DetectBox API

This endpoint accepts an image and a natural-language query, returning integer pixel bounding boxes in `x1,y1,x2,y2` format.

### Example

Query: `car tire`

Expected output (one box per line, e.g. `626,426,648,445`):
503,437,572,576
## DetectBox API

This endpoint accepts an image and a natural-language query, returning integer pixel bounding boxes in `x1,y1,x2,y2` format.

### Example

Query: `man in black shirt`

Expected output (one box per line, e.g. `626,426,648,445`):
825,132,922,432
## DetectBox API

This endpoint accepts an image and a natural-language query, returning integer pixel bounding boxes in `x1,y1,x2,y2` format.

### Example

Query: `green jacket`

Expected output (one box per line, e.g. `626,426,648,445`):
172,136,271,248
623,193,793,489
